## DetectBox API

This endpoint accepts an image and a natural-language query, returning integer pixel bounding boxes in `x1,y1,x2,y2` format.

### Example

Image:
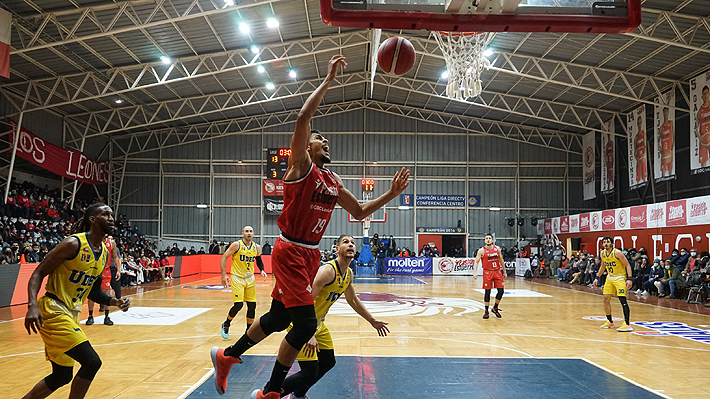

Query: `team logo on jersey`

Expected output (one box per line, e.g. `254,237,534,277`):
329,292,485,317
81,253,91,262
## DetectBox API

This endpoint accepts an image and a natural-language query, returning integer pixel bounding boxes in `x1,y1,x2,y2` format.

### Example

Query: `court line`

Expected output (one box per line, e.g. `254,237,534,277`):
0,317,24,324
581,358,673,399
330,336,534,357
177,368,214,399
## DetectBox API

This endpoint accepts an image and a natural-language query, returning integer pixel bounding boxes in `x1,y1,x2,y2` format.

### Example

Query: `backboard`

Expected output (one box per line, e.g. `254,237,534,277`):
321,0,641,33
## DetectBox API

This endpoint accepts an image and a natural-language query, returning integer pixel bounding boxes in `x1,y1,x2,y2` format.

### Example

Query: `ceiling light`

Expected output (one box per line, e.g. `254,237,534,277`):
265,82,275,90
160,55,171,65
114,99,123,104
224,0,235,5
441,70,449,79
372,161,378,164
196,204,208,209
239,22,250,34
257,65,265,73
483,49,494,57
490,207,501,211
267,18,279,28
398,205,410,210
288,70,297,78
250,45,259,54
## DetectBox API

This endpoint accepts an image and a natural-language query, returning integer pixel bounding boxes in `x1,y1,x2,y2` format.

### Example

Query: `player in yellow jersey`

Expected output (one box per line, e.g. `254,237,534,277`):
23,204,131,399
593,236,634,332
220,226,267,339
252,234,389,399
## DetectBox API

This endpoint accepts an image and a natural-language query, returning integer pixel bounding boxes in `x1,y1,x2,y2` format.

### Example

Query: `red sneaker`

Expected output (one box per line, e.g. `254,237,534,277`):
210,346,242,395
256,390,282,399
491,307,502,318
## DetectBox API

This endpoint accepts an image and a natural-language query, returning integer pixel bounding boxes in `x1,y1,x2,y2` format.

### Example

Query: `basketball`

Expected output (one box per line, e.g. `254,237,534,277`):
377,37,416,75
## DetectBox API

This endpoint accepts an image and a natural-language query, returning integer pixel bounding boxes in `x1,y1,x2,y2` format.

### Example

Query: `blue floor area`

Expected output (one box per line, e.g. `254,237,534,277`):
353,275,427,284
190,356,663,399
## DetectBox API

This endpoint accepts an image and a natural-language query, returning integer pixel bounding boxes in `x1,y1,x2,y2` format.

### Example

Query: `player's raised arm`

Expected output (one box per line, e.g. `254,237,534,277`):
25,236,80,334
287,55,347,180
336,167,410,220
344,283,389,336
220,242,239,288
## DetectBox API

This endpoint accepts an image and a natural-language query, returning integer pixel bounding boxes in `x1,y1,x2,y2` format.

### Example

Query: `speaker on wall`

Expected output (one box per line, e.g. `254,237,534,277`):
571,237,582,251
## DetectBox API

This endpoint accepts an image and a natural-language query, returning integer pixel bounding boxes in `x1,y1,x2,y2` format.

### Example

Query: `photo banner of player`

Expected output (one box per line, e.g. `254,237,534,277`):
690,69,710,175
627,105,648,190
582,131,595,200
654,89,676,182
601,119,615,194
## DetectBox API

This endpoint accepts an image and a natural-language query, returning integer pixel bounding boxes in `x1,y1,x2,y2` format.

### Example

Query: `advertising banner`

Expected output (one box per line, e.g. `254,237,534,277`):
665,200,687,227
582,131,595,200
590,211,602,231
630,205,647,229
687,195,710,226
263,197,283,215
262,179,284,196
560,216,569,234
569,214,579,233
536,219,545,235
601,119,615,194
615,207,629,230
654,89,676,181
579,213,590,232
690,69,710,174
432,257,481,275
514,258,531,277
384,257,432,274
400,194,481,207
8,122,109,185
627,105,648,189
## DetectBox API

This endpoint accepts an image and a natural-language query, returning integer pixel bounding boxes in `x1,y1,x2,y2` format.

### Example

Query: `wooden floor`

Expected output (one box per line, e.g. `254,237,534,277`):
2,273,710,399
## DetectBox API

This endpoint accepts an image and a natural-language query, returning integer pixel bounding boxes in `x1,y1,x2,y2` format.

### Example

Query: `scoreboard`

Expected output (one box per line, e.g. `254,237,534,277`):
267,148,290,179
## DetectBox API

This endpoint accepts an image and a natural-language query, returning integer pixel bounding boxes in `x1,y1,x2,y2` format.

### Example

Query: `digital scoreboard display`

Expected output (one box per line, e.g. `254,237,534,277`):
361,179,375,192
267,148,290,179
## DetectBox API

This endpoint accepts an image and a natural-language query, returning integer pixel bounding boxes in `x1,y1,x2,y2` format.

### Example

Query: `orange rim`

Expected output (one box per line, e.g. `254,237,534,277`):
436,31,483,36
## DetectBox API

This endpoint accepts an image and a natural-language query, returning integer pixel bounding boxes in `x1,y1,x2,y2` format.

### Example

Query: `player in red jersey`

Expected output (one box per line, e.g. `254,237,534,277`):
634,116,647,183
605,132,614,188
210,55,410,399
659,107,674,177
85,236,121,326
697,86,710,167
473,234,507,319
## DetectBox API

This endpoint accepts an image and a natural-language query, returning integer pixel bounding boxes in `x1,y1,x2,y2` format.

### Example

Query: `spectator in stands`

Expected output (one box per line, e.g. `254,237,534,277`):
188,246,197,255
667,249,680,267
550,246,562,278
630,257,650,294
170,243,180,256
5,190,17,217
181,246,187,255
398,247,410,257
557,255,569,280
1,246,17,264
655,259,686,299
46,205,59,222
675,248,691,271
431,246,440,257
160,254,172,279
37,245,48,262
570,255,588,284
419,244,431,257
388,235,397,257
685,248,701,274
198,247,206,254
25,243,41,263
376,242,388,276
585,256,601,286
262,240,272,255
16,190,29,218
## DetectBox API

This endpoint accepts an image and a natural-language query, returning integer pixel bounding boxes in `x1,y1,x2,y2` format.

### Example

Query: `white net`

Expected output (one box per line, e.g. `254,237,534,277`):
433,31,495,100
363,217,371,230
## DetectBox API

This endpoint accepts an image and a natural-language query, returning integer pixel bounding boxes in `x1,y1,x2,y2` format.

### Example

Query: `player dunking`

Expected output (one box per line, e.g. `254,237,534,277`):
594,236,633,332
659,107,674,177
262,234,389,399
220,226,267,339
634,116,647,183
210,54,410,399
23,204,131,399
605,131,614,188
473,234,506,319
697,86,710,168
86,235,121,326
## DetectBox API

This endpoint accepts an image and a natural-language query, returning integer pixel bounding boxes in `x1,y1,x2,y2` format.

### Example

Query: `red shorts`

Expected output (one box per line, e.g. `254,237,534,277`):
270,237,322,308
700,144,710,165
636,160,647,182
101,267,112,290
482,269,504,290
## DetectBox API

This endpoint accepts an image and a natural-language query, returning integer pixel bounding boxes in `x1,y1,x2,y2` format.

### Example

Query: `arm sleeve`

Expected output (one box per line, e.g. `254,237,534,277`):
255,255,264,273
87,276,112,306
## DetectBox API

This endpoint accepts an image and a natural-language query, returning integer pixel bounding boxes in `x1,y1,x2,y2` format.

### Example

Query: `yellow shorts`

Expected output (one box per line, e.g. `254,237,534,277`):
603,275,627,297
38,295,88,367
231,275,256,303
290,322,334,362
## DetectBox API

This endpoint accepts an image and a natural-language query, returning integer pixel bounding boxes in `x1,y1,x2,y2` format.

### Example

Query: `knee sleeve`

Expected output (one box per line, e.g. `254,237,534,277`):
246,302,256,319
228,302,244,318
44,362,73,391
259,299,292,335
496,288,504,300
317,349,336,376
618,296,628,307
298,360,320,385
285,305,318,350
66,342,102,381
484,289,491,302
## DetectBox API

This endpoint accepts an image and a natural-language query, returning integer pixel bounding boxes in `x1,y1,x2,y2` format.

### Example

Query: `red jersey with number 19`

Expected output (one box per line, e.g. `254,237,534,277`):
278,162,340,244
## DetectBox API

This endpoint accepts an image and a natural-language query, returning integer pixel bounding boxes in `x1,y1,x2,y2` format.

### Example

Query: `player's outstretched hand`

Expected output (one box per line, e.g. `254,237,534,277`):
326,55,347,82
371,320,389,336
389,167,410,196
114,298,131,312
261,270,268,281
25,305,43,335
302,336,319,358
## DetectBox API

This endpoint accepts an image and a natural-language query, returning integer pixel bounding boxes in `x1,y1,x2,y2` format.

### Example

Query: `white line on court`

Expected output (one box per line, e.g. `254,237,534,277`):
330,336,534,357
581,358,674,399
177,369,214,399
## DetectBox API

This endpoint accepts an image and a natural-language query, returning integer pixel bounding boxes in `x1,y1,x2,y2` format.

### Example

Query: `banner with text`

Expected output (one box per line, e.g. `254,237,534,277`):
263,197,283,215
627,105,648,190
654,89,676,182
8,122,109,185
384,257,433,274
432,257,481,276
601,119,615,194
690,69,710,174
583,131,595,200
400,194,480,207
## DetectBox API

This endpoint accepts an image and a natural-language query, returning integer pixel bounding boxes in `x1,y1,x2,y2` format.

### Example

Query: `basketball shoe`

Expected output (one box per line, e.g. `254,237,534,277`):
617,323,634,332
221,322,229,339
210,346,242,395
491,307,502,318
600,320,615,329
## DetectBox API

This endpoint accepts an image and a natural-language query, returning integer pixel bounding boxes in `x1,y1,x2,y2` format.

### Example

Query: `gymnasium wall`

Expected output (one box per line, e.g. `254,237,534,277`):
115,109,584,253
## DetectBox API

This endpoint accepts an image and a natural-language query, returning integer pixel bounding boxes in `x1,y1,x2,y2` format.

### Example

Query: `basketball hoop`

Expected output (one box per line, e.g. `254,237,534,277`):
363,216,371,230
433,31,495,100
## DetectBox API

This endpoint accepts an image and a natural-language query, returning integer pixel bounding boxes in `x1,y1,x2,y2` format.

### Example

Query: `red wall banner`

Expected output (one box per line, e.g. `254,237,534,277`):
8,121,109,185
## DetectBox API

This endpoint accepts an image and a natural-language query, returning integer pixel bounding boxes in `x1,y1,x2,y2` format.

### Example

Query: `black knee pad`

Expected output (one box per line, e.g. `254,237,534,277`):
66,342,102,381
246,302,256,319
484,289,491,302
259,300,292,335
618,296,628,306
285,306,318,350
44,362,73,391
229,302,244,318
298,360,320,385
318,349,336,375
496,288,504,300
